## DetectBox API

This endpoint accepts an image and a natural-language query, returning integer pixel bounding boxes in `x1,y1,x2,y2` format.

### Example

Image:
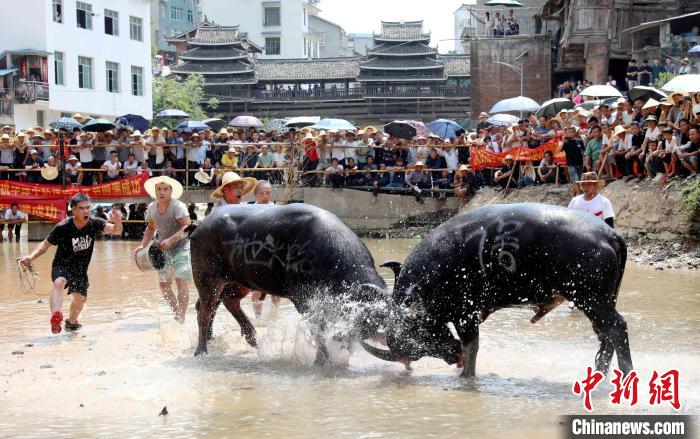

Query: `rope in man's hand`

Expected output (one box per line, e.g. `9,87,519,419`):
16,258,39,296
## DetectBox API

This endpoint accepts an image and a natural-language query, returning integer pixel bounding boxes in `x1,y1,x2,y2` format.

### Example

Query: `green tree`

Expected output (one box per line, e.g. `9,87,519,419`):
152,73,219,127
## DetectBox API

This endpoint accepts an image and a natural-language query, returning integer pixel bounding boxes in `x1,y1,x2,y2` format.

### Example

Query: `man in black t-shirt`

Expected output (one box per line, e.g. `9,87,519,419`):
558,126,585,192
19,193,122,334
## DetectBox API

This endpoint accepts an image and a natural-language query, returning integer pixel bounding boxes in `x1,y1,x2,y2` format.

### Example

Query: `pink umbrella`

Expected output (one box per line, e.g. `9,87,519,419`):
228,115,263,128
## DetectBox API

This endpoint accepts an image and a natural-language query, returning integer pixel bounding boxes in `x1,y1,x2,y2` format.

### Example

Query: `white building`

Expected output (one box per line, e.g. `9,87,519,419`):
0,0,152,129
200,0,322,59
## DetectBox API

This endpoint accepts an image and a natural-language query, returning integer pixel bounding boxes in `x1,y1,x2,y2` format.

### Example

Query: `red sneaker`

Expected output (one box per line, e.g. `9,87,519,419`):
50,311,63,334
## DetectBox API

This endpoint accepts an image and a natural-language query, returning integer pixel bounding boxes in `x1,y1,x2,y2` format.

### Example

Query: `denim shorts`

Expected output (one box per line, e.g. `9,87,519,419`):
568,165,583,182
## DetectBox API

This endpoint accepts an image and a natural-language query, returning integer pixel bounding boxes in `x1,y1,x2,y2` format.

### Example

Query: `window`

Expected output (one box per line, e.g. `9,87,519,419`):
106,61,119,93
160,3,166,18
263,7,280,26
130,16,143,41
78,56,93,89
36,110,45,128
104,9,118,36
131,66,143,96
187,9,193,23
54,51,64,85
76,2,92,30
52,0,62,23
171,6,184,21
265,37,281,55
303,9,307,26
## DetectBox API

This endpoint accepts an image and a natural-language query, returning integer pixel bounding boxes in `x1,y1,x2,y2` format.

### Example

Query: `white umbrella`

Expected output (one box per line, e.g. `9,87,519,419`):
284,116,320,128
487,114,519,126
661,74,700,93
536,98,574,117
579,84,623,98
489,96,540,114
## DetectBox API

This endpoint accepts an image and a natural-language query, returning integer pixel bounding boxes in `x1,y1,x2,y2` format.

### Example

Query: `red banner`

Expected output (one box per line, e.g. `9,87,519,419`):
470,138,567,170
0,174,148,200
0,199,67,222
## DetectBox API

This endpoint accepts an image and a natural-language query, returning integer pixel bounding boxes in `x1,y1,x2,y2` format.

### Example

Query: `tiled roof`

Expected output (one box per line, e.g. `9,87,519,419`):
180,47,248,60
360,57,443,70
366,43,437,56
189,26,244,45
171,61,255,74
440,55,471,77
256,57,361,81
375,21,430,41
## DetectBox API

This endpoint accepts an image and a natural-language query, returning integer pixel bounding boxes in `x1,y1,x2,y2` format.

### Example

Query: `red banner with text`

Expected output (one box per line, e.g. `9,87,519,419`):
0,199,67,222
470,139,567,170
0,174,148,200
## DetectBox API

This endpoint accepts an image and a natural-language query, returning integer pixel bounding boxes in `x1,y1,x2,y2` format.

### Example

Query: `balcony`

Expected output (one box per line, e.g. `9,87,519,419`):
204,85,470,103
14,81,49,103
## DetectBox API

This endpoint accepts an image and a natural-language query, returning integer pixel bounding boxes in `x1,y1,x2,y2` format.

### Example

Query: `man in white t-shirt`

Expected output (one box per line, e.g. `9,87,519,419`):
1,203,27,242
568,172,615,228
123,153,139,176
101,151,122,181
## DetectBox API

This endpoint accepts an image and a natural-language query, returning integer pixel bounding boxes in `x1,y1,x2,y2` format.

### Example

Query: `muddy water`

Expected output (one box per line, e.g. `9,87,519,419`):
0,239,698,438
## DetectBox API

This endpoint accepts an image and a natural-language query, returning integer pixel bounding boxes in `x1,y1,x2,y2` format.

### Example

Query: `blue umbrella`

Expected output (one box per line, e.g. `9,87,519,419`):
175,120,210,133
688,45,700,55
311,118,355,131
426,119,464,139
156,109,189,118
115,114,148,132
49,117,82,131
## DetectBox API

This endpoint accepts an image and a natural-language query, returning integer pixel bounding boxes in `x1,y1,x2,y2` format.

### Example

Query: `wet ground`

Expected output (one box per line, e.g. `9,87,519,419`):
1,239,698,437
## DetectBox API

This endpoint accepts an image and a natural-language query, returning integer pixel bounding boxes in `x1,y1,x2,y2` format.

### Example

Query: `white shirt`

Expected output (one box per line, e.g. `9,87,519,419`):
1,144,14,163
102,160,121,178
65,161,82,175
442,149,459,172
146,135,167,164
568,193,615,220
5,209,25,221
330,140,346,162
131,139,146,162
123,160,139,173
272,152,286,167
644,126,661,141
78,141,93,162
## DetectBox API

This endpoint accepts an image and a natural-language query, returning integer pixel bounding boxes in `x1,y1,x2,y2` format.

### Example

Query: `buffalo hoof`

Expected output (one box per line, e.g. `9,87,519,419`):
243,332,257,348
194,345,208,357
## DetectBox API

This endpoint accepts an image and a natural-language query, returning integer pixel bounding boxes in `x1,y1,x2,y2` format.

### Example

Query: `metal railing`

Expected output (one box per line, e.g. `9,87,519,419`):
13,81,50,103
204,85,470,102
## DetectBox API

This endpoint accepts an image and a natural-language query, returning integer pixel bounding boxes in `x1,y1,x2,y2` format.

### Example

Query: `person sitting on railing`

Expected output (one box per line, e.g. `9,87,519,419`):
372,163,391,194
344,157,363,186
123,153,139,177
137,160,153,177
241,144,258,179
197,158,214,187
101,151,122,182
24,149,44,183
64,155,82,185
386,156,407,189
434,169,453,190
221,145,238,170
13,131,30,180
538,151,558,184
406,161,431,201
426,148,446,182
324,157,344,189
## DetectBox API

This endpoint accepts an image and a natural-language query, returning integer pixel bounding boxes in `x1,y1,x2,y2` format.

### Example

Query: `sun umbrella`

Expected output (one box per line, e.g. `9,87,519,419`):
203,118,226,131
661,74,700,93
536,98,574,117
264,118,288,132
115,114,149,132
688,45,700,55
490,96,540,114
285,116,320,128
175,120,210,133
384,120,430,139
426,119,464,138
229,115,263,127
49,117,82,131
579,84,623,98
487,114,519,126
81,118,116,132
311,118,356,131
627,86,667,102
156,109,189,118
485,0,522,6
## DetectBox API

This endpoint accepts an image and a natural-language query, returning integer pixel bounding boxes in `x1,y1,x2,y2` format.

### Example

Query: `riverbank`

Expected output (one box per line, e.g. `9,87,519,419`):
370,178,700,270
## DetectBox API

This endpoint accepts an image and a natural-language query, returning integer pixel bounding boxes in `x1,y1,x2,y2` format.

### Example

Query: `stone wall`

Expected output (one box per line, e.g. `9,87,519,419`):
464,180,699,241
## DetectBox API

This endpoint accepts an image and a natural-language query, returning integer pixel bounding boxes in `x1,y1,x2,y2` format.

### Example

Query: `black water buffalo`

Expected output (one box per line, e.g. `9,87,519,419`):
363,203,632,378
189,203,388,362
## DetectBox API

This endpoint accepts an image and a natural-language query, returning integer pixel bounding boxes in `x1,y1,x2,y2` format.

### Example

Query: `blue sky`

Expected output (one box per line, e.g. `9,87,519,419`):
318,0,464,53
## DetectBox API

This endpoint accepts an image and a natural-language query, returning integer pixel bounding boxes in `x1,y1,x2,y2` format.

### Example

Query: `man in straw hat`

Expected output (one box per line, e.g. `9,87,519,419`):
494,154,520,189
19,193,122,333
211,171,257,208
134,175,192,322
568,172,615,228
